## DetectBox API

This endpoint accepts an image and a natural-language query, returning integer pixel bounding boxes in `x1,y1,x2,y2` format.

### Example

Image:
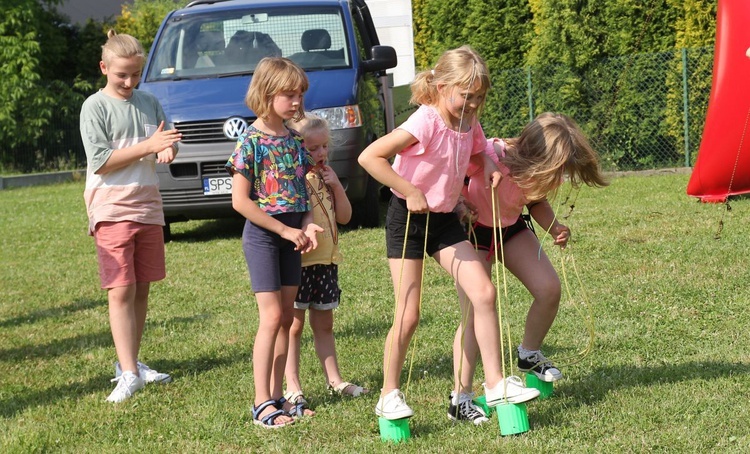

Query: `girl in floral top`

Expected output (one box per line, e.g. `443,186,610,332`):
226,57,322,429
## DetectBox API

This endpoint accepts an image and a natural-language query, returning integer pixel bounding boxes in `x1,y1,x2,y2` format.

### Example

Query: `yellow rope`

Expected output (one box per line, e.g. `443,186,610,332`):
491,188,515,382
404,212,429,396
382,210,413,392
452,221,477,416
538,188,597,368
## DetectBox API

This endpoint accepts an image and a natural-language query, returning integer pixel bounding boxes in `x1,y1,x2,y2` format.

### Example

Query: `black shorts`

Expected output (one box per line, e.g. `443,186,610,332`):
468,216,529,260
294,264,340,310
385,196,468,259
242,212,304,293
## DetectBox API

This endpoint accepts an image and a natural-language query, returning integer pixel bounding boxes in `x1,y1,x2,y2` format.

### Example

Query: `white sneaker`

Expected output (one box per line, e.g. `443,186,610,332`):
115,361,172,384
106,371,145,403
375,389,414,420
483,376,540,406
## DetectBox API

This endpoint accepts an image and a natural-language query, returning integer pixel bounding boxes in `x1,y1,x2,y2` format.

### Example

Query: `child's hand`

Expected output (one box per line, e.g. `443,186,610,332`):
319,165,342,188
281,227,311,252
301,223,324,253
479,152,501,188
487,169,502,188
147,121,182,154
454,197,477,225
404,188,429,214
156,145,177,164
551,223,571,249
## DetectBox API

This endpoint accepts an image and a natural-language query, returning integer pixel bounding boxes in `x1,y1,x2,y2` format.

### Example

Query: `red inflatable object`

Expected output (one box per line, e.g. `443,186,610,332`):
686,0,750,202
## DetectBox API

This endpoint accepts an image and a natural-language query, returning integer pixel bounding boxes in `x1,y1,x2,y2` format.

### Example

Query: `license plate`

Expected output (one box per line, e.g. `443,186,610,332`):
203,176,233,195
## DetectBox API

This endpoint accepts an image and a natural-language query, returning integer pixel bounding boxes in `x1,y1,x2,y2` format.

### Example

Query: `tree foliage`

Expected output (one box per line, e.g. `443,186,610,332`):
1,0,720,173
114,0,181,54
0,0,91,166
664,0,717,166
410,0,716,169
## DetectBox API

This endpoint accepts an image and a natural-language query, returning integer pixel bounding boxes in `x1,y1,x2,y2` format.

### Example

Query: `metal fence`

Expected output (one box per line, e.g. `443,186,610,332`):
397,46,714,172
1,46,713,175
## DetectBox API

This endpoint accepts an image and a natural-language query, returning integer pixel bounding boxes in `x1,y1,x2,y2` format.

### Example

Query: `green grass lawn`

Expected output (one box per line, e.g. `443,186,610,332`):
2,172,750,452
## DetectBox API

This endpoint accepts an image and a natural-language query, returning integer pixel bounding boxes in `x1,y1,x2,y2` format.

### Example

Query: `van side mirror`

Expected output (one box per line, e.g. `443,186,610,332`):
361,45,397,73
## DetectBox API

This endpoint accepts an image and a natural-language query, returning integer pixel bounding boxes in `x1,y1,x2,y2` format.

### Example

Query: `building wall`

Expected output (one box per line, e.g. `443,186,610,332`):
365,0,415,87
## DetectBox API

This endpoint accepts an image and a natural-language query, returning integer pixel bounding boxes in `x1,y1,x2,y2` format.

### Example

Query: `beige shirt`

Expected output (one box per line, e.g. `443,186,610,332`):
301,171,342,266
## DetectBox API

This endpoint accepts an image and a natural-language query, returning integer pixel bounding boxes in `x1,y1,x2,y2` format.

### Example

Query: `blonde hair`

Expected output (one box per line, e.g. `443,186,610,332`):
503,112,609,201
101,29,145,66
287,112,329,138
245,57,309,122
410,45,491,113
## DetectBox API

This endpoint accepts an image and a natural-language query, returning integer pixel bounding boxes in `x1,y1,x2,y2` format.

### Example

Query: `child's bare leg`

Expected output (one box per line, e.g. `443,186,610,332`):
284,308,307,393
270,285,297,399
452,254,491,394
133,282,149,353
108,284,139,373
309,309,343,385
453,285,478,394
381,258,423,395
435,242,501,388
503,231,561,350
274,285,313,416
253,290,292,424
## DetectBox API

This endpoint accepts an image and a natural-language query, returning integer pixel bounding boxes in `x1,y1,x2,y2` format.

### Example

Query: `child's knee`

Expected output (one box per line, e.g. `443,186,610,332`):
533,279,562,305
470,282,496,309
310,313,334,333
395,314,420,336
289,317,305,336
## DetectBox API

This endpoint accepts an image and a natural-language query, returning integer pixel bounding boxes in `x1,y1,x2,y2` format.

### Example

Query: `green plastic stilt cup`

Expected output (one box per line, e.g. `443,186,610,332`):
472,395,495,416
378,417,410,443
525,372,554,399
494,402,530,436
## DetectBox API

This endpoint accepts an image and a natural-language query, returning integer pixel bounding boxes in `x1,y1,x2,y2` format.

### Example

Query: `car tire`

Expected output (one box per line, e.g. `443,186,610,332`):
352,175,381,228
162,223,172,243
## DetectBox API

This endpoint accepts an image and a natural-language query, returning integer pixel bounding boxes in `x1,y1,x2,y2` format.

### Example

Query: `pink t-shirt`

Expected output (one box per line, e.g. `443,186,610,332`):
392,105,487,213
464,138,529,227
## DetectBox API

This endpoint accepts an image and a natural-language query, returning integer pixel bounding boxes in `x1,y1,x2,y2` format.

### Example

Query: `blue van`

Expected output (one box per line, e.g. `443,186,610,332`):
139,0,397,236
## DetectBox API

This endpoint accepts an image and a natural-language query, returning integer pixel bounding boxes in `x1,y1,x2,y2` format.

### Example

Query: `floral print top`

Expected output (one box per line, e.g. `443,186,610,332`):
226,125,313,215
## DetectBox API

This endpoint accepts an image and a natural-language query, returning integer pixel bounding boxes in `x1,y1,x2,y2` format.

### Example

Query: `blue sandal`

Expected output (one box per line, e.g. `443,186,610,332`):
281,392,314,418
252,399,293,429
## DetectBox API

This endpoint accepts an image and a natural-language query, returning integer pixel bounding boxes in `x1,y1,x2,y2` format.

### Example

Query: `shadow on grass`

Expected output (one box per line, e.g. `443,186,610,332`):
169,217,244,243
0,298,105,329
167,198,387,241
0,346,251,419
0,330,113,363
530,361,750,429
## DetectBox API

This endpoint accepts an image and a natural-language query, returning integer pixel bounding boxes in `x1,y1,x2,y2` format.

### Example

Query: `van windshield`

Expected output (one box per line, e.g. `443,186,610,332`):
146,6,351,82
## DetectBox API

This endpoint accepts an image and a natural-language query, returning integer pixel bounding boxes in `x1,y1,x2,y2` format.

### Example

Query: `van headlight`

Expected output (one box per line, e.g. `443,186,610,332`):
310,105,362,130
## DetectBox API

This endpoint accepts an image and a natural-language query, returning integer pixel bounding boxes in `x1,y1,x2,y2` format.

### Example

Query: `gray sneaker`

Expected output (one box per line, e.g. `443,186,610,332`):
517,350,563,382
115,361,172,384
106,371,145,403
447,392,489,425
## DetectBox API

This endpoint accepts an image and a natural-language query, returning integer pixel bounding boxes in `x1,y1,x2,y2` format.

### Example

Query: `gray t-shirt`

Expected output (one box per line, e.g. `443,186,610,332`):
80,90,169,233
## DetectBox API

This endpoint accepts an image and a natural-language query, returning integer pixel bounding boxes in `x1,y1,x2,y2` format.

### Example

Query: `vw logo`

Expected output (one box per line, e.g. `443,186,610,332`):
223,117,248,140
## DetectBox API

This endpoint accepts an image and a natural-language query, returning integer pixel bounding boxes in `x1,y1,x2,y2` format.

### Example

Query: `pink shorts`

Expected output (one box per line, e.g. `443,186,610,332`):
94,221,166,289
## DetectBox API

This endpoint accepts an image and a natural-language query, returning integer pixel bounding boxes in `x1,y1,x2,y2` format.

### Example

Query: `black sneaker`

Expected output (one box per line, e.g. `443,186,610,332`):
447,392,489,426
517,350,563,382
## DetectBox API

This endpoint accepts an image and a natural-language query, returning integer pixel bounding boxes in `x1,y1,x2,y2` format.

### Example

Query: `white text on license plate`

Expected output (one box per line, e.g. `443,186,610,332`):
203,177,232,195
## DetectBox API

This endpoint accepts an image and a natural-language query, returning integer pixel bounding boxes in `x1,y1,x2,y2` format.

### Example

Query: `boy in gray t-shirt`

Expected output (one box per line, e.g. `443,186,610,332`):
80,30,181,403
